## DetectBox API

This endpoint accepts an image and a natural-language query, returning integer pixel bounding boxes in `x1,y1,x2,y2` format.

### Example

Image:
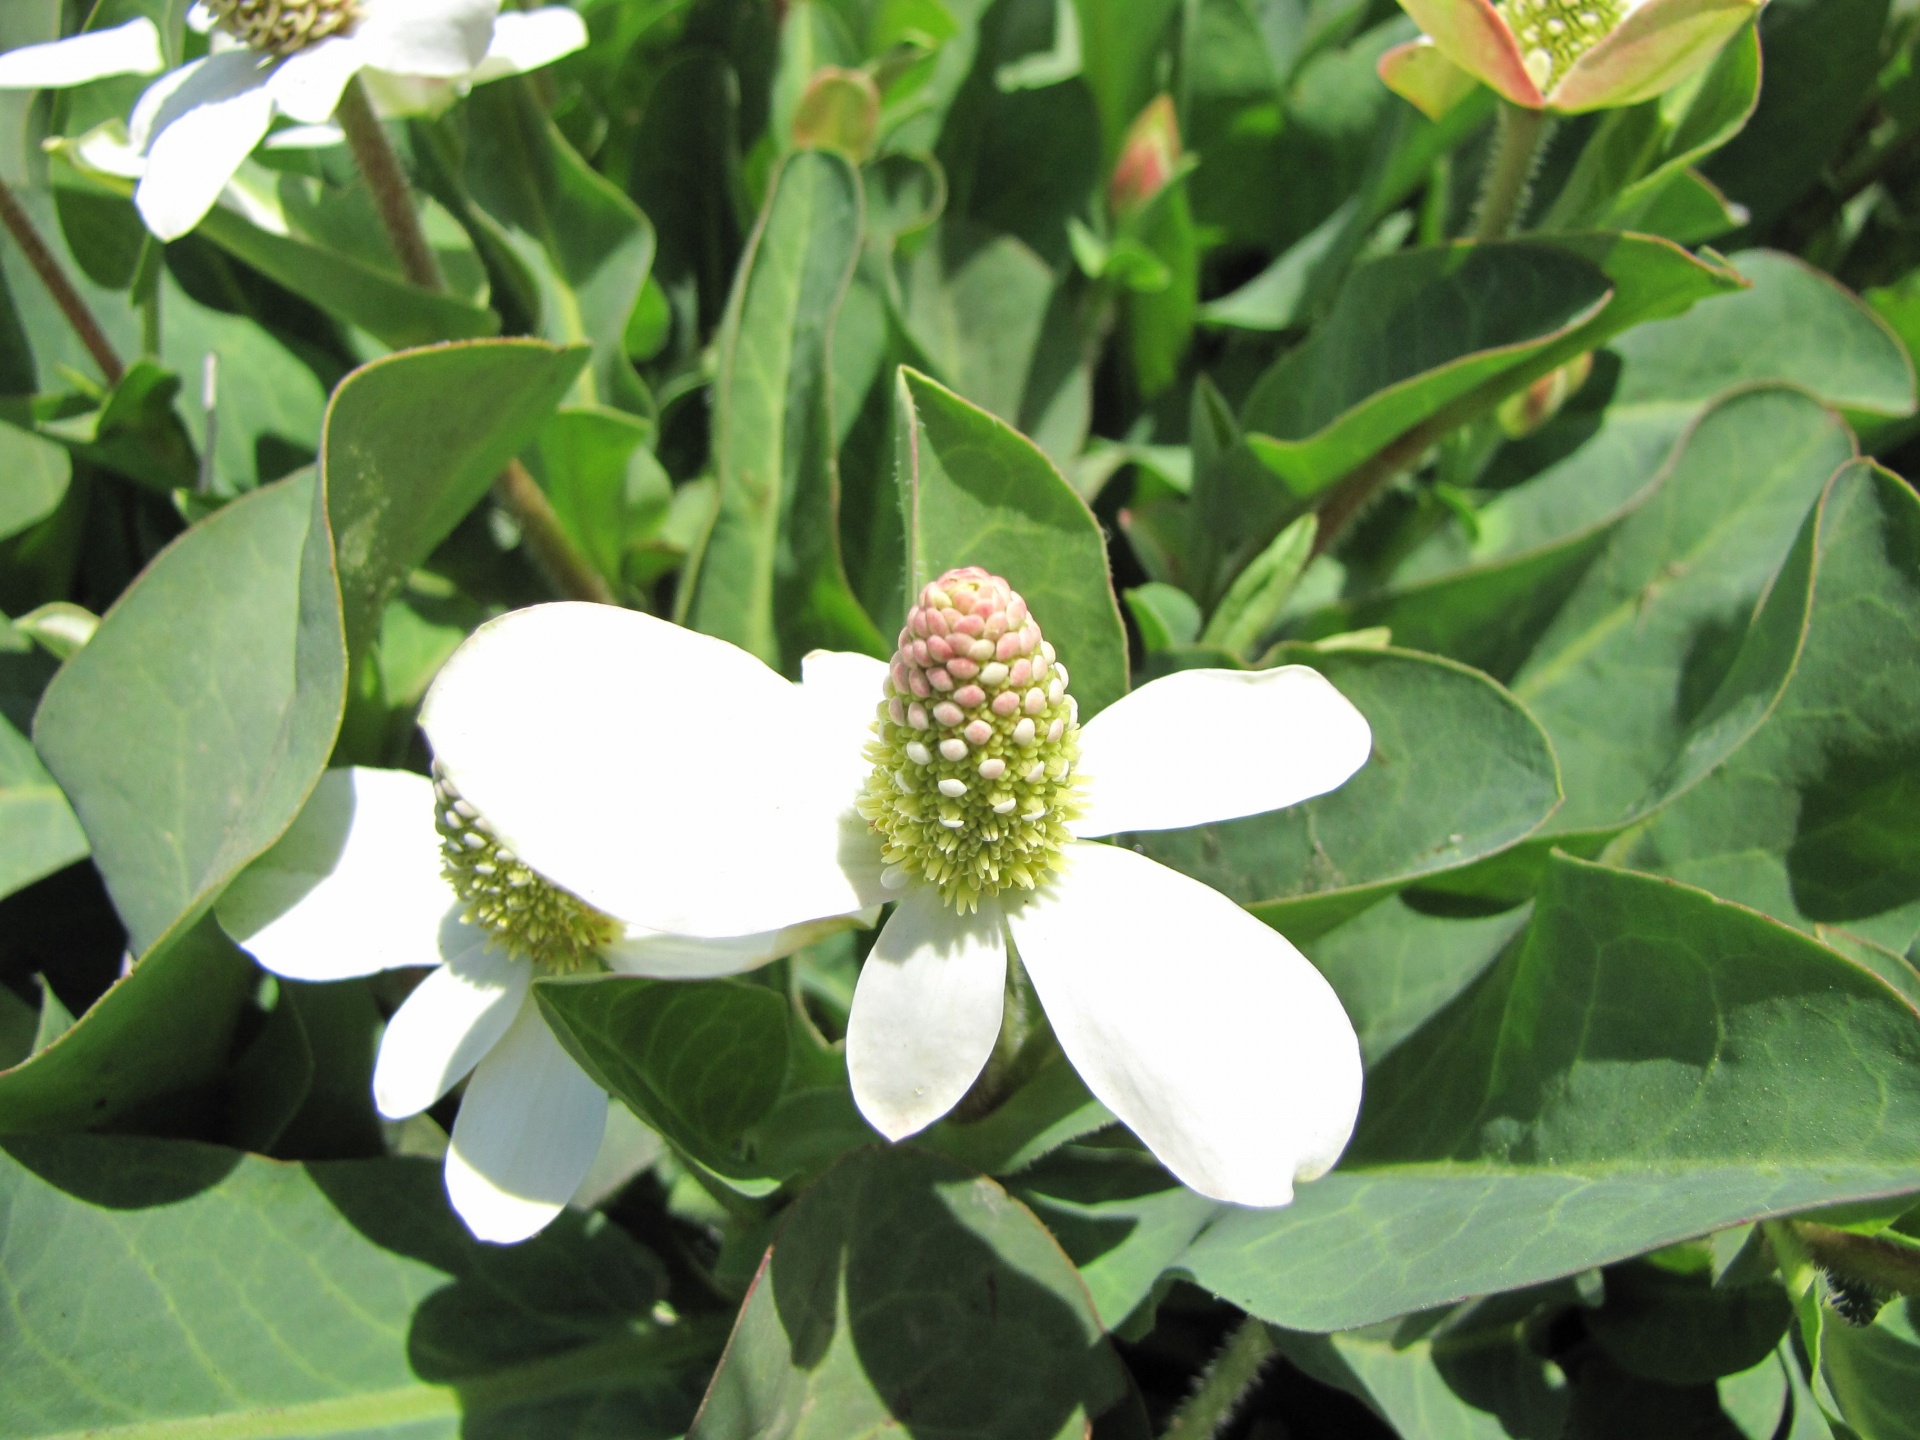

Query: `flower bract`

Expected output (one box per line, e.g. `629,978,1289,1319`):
0,1,586,241
1379,0,1762,117
418,577,1375,1208
215,765,863,1242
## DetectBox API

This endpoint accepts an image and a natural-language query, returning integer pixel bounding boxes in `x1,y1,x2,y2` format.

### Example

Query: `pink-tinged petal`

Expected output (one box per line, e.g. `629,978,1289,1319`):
846,890,1007,1141
1378,38,1482,121
1397,0,1545,107
1548,0,1758,111
1006,843,1362,1206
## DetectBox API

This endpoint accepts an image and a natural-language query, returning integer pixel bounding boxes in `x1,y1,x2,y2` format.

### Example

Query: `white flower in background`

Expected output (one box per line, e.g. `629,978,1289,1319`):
0,1,586,242
215,766,861,1243
418,569,1373,1207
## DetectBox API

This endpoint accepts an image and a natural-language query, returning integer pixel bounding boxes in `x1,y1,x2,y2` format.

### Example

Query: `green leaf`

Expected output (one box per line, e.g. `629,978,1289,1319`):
1703,0,1889,237
1128,645,1560,940
530,405,673,597
1123,580,1201,652
901,220,1056,427
33,468,346,956
536,973,798,1185
1240,235,1742,505
684,149,884,670
0,189,139,394
1198,512,1316,658
1179,855,1920,1332
1585,1259,1792,1385
1010,1145,1220,1329
0,1133,709,1439
685,1145,1142,1440
196,182,499,351
1817,1298,1920,1440
321,339,588,673
1506,387,1855,840
0,420,68,543
157,271,326,493
1071,0,1179,159
0,709,85,903
1621,461,1920,953
895,366,1129,716
1361,249,1913,598
460,80,657,406
0,917,254,1135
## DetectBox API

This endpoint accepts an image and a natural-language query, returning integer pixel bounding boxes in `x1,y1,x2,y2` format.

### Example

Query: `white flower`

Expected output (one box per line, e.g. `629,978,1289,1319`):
215,766,862,1243
0,1,586,243
417,570,1374,1208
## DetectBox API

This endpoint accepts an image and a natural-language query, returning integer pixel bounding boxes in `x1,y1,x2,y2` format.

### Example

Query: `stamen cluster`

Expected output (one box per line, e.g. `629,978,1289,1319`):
204,0,358,55
434,771,613,973
1496,0,1625,90
859,567,1082,912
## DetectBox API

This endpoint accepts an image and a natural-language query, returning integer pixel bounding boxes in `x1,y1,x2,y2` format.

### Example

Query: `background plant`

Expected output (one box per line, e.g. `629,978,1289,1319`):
4,0,1920,1436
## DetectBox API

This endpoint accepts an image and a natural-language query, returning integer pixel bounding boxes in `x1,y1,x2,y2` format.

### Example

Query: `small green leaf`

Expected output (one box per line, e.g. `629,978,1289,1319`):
34,468,346,955
1198,513,1316,658
322,339,588,673
0,709,84,903
686,1145,1141,1439
1180,855,1920,1332
0,421,68,543
1123,581,1200,652
895,366,1129,716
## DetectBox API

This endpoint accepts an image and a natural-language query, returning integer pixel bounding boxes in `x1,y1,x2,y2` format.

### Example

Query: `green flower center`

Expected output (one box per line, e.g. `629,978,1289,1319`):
1495,0,1625,92
434,772,614,973
204,0,358,56
858,567,1083,913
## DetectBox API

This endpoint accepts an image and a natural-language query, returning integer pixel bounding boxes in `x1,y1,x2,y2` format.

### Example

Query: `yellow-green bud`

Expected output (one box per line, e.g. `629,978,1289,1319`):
204,0,357,55
858,567,1083,912
434,771,613,973
1495,0,1626,91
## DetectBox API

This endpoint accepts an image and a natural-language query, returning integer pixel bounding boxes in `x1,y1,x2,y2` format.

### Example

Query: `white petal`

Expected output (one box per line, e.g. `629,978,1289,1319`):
420,604,885,939
134,52,274,240
71,123,146,179
1073,666,1373,838
602,908,879,979
464,7,588,84
0,20,164,90
129,65,198,152
354,0,499,78
188,4,218,35
359,68,456,117
372,929,530,1119
263,122,345,150
265,35,366,124
216,768,456,981
445,1001,607,1243
846,889,1006,1141
1006,842,1362,1206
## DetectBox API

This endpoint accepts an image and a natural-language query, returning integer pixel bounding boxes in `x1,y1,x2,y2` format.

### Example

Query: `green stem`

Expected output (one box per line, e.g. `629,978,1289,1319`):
1163,1316,1277,1440
0,174,124,386
335,74,443,292
334,77,616,606
1472,102,1552,243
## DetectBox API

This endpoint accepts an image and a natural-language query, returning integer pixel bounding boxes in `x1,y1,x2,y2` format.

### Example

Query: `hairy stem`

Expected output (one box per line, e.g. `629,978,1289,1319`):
0,174,124,386
336,74,444,291
1163,1316,1278,1440
1473,102,1552,243
335,80,615,605
1794,1221,1920,1299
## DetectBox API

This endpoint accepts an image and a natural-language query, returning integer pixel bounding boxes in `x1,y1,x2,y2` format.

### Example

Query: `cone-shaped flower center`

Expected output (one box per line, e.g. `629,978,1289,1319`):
434,771,614,972
204,0,358,55
859,567,1082,912
1496,0,1625,91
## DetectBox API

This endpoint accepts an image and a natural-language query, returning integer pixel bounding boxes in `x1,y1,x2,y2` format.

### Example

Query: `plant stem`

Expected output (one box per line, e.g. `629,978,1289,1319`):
1473,102,1552,243
0,174,124,386
335,74,444,292
335,77,616,605
495,458,618,606
1793,1221,1920,1299
1163,1316,1277,1440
